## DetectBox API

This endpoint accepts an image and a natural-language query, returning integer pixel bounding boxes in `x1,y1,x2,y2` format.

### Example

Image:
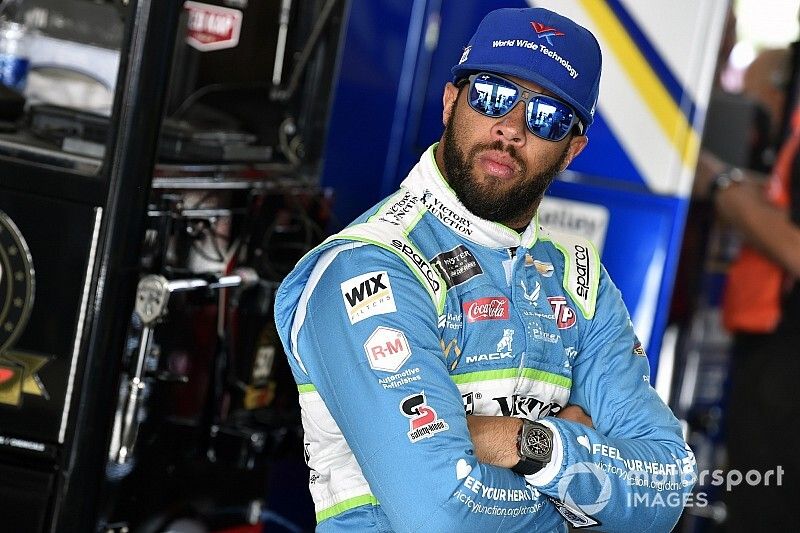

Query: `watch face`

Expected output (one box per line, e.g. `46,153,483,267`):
524,426,552,458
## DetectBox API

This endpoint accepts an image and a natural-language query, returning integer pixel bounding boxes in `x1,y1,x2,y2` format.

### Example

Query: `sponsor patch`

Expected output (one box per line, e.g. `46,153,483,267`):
464,329,515,365
548,498,600,528
375,190,419,226
548,296,577,329
421,191,474,236
458,45,471,64
461,392,476,414
432,245,483,288
532,326,559,344
463,297,509,322
437,312,462,331
573,244,591,302
185,1,243,52
532,258,555,277
389,239,442,296
400,392,449,442
633,339,647,357
364,327,411,372
493,394,562,418
378,367,421,389
441,338,463,371
521,280,540,305
341,271,396,324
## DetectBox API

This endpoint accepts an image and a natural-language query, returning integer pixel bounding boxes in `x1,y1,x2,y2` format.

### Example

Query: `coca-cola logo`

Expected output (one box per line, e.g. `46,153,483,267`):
463,297,509,322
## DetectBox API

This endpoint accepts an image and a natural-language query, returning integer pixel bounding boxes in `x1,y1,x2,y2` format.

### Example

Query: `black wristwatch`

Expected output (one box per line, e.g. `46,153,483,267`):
512,420,553,475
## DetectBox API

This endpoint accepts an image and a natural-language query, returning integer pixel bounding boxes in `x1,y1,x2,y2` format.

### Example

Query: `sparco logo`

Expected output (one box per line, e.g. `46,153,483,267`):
574,245,590,300
463,297,509,322
390,239,440,293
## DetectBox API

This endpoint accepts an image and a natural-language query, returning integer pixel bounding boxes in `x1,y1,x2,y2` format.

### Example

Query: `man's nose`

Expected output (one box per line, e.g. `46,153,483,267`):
491,101,527,146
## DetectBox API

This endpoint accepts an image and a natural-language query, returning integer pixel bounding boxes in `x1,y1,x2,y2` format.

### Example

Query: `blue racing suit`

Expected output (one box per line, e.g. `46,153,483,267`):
275,144,697,532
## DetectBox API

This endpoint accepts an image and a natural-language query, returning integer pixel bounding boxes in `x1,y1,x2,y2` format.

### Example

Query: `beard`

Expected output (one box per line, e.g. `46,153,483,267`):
440,109,570,226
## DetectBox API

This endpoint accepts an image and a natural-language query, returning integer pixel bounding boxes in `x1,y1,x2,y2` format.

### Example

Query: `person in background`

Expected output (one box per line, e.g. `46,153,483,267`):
694,43,799,530
275,7,696,532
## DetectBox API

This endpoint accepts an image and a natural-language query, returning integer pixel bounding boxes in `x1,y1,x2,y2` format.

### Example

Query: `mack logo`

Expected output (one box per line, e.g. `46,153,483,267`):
340,271,396,324
463,297,509,322
574,244,590,300
465,351,513,364
464,329,515,364
493,395,562,418
389,239,441,293
548,296,577,329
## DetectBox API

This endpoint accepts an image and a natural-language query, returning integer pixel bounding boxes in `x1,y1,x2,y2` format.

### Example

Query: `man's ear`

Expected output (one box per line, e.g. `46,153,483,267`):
442,82,459,126
560,135,589,171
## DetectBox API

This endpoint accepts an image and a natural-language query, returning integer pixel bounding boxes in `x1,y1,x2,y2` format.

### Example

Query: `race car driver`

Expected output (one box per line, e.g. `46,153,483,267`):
275,7,696,532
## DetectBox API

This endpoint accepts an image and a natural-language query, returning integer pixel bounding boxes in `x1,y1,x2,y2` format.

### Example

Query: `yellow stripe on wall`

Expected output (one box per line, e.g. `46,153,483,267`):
579,0,700,167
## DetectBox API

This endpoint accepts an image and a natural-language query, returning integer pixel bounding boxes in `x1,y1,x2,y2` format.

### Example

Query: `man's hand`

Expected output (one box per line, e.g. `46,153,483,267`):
466,415,521,468
556,404,593,428
467,405,593,468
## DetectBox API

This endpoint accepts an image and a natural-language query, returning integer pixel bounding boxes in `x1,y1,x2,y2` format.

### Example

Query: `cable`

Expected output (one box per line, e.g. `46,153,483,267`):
171,81,269,120
270,0,340,102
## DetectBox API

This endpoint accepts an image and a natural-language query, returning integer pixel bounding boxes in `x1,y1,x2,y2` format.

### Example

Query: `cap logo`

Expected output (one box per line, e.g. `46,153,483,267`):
458,45,472,65
531,21,564,46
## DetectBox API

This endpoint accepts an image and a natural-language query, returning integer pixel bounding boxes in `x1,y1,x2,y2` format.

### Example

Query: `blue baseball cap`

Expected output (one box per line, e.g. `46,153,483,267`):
452,7,602,131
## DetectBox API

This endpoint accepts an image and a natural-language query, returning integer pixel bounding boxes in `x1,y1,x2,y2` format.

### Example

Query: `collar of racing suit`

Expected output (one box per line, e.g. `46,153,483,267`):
400,144,540,250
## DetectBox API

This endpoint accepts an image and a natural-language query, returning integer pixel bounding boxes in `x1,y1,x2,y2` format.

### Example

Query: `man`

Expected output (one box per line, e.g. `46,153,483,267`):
276,7,696,532
695,112,800,531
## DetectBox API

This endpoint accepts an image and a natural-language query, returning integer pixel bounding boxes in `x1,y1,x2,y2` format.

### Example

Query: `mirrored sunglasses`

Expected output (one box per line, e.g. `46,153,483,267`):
466,72,583,142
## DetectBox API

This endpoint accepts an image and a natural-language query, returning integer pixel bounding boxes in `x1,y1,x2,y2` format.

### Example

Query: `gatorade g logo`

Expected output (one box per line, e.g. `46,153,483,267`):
574,245,590,300
390,239,441,294
400,392,449,442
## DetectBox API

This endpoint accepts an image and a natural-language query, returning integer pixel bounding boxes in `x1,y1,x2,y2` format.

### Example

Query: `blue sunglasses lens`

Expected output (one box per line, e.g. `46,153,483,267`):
469,75,520,117
467,74,576,141
526,98,575,141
